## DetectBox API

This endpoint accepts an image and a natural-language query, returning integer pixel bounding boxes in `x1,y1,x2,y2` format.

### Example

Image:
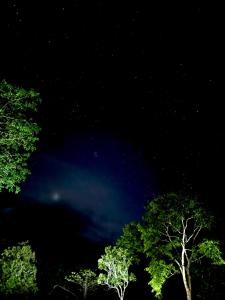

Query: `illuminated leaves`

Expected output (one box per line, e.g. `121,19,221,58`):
98,246,136,300
197,240,225,265
65,268,98,299
116,221,143,263
145,260,177,299
0,80,41,193
0,241,38,295
138,193,225,299
139,193,211,259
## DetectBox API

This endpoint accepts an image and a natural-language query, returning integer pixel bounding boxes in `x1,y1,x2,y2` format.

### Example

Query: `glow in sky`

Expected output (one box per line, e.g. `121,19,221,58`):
21,132,157,242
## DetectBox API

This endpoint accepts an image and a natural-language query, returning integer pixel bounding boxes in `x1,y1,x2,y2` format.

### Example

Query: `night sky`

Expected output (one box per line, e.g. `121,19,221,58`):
0,0,224,287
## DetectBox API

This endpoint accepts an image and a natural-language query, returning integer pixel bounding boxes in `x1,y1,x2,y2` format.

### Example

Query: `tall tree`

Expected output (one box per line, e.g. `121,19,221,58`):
116,221,143,263
138,192,225,300
0,80,41,193
98,246,136,300
65,268,98,300
0,241,38,296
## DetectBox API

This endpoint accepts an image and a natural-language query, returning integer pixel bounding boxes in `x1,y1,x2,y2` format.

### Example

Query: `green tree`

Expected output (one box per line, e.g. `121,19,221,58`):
0,80,41,193
65,268,98,300
116,221,143,263
138,192,225,300
0,241,38,296
98,246,136,300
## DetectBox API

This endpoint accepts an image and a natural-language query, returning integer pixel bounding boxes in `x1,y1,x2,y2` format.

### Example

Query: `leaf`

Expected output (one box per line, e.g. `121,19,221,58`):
0,80,41,193
197,240,225,265
0,241,38,295
145,260,177,299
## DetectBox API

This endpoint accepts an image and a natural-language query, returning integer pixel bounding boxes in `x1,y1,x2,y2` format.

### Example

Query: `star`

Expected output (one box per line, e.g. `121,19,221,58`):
93,151,98,158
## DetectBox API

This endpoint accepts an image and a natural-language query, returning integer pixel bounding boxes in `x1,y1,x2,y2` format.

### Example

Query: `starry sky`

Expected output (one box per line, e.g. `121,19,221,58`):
0,1,224,251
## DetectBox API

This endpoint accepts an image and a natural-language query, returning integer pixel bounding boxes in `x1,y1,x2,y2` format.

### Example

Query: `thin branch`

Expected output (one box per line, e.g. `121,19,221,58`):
193,226,202,243
49,285,78,298
186,225,202,244
164,225,180,257
167,220,182,234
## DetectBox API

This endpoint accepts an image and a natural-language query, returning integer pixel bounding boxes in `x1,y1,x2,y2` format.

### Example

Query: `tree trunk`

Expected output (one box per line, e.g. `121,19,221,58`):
182,270,192,300
118,291,124,300
83,286,87,300
187,268,192,300
180,241,192,300
185,287,192,300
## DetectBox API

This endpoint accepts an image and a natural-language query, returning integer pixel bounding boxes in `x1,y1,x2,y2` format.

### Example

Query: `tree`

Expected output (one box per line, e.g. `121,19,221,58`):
0,241,38,296
0,80,41,193
65,268,98,300
116,221,143,263
98,246,136,300
138,192,225,300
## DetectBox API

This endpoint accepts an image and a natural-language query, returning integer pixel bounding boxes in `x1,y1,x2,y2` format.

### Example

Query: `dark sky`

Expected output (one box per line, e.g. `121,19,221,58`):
0,1,224,252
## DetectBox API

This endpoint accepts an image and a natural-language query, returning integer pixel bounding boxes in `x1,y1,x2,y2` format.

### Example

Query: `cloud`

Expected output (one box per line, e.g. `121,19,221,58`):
21,133,157,242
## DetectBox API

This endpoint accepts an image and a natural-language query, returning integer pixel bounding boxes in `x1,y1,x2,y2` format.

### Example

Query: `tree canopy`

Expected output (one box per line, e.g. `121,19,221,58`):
116,221,143,263
65,268,98,300
98,246,136,300
0,80,41,193
138,192,225,300
0,241,38,296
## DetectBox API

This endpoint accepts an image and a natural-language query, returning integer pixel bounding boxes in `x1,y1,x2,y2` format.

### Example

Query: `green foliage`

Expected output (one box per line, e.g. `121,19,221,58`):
138,192,224,299
197,240,225,265
139,193,211,258
65,268,97,286
0,80,41,193
65,268,98,299
116,222,143,263
145,260,177,299
0,241,38,295
98,246,136,299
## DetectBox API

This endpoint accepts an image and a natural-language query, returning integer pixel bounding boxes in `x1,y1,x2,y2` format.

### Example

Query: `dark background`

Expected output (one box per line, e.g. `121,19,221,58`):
0,1,224,299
